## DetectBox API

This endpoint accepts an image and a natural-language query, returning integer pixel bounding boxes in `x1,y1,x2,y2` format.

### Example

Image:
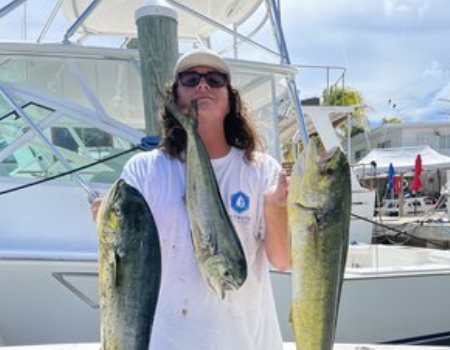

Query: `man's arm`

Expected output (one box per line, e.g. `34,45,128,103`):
263,170,290,271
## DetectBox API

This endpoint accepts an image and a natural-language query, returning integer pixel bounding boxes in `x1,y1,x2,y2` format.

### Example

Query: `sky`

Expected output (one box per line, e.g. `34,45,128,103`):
281,0,450,127
0,0,449,129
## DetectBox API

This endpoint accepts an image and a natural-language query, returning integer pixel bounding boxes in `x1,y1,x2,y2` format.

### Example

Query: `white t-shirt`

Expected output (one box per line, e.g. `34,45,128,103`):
121,147,283,350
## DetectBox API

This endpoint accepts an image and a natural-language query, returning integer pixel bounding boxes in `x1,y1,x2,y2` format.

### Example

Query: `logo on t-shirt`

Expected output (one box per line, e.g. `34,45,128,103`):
231,191,250,214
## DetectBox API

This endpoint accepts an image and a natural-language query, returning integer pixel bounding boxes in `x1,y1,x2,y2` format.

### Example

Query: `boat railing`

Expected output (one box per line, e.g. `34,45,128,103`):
293,63,347,107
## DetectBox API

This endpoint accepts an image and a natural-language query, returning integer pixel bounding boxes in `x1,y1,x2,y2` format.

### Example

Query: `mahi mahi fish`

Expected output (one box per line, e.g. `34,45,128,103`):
288,136,351,350
97,179,161,349
159,93,247,299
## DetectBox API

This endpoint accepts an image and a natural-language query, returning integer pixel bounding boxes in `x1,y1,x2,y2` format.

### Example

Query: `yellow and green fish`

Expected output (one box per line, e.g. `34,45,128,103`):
288,137,351,349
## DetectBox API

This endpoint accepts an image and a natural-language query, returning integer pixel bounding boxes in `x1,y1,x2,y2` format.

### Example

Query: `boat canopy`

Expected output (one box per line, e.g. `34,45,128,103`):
61,0,263,39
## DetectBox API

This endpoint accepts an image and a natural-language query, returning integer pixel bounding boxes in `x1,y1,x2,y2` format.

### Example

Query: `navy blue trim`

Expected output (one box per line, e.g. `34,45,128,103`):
382,331,450,344
139,136,163,150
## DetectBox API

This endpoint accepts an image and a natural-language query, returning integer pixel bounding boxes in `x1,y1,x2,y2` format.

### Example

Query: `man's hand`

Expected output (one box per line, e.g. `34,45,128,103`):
264,169,290,207
263,169,290,271
91,198,103,224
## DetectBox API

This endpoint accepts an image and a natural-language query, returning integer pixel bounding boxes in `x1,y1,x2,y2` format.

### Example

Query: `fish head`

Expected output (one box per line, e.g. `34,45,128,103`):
290,137,350,209
98,180,126,239
204,254,247,299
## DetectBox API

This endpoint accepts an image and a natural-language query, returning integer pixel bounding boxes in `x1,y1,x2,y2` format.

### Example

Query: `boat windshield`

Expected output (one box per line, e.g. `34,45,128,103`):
0,51,142,184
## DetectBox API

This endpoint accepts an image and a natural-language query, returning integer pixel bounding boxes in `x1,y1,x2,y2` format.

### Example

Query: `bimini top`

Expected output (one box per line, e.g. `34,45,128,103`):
61,0,263,40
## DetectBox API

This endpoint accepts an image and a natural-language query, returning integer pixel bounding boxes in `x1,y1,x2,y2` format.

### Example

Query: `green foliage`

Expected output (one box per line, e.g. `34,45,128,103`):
322,86,361,106
322,86,369,140
350,125,365,137
382,116,403,124
322,86,366,124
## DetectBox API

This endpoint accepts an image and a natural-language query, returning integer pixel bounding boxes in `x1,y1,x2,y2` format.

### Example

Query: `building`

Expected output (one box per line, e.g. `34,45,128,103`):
350,122,450,164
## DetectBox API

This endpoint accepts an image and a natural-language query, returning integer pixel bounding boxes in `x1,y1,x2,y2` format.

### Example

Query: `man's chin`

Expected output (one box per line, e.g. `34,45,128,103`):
196,98,214,106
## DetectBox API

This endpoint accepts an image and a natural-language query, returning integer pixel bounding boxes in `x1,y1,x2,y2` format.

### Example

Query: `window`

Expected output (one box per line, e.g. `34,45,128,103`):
439,135,450,149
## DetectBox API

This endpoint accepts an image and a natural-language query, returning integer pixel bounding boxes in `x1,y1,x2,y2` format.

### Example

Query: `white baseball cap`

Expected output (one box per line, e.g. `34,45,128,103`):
174,48,230,78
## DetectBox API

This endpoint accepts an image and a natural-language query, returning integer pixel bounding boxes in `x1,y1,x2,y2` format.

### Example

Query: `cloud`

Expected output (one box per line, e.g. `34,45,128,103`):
282,0,450,125
422,61,450,79
384,1,412,18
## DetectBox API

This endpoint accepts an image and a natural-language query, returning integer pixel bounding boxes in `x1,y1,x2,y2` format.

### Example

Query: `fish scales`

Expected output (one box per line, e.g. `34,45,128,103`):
97,179,161,349
288,137,351,350
161,96,247,299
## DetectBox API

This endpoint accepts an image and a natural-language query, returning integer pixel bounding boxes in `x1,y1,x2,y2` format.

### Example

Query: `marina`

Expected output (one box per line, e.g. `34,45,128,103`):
373,215,450,249
0,0,449,348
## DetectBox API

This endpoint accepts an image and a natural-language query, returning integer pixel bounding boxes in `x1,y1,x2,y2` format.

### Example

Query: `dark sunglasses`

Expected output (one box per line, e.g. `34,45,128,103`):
178,71,228,88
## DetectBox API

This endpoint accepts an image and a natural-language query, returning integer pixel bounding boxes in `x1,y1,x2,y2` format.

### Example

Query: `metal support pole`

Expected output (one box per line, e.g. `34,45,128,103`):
347,113,351,159
0,0,28,20
233,23,238,59
271,76,281,161
326,67,330,104
135,0,178,137
399,173,404,217
63,0,103,43
37,0,64,43
265,0,308,145
167,0,280,59
66,60,110,123
0,83,98,202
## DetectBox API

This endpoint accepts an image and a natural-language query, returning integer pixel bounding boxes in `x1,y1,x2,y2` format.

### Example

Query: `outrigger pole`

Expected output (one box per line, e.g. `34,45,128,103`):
265,0,309,145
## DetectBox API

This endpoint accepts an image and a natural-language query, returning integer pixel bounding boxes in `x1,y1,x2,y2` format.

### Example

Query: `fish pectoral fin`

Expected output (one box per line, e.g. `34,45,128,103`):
297,201,326,228
312,209,326,229
309,223,321,254
110,251,121,287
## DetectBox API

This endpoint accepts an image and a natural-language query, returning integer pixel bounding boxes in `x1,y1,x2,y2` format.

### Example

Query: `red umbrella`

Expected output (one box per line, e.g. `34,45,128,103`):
410,154,423,192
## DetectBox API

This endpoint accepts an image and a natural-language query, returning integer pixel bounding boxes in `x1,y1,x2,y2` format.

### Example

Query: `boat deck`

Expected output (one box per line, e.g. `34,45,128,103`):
374,214,450,249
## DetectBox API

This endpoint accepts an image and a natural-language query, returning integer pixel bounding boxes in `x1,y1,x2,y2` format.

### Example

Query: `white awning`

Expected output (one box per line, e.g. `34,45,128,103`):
355,146,450,175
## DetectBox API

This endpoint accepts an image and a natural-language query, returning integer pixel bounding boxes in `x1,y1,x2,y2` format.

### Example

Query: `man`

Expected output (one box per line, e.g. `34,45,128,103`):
93,48,289,349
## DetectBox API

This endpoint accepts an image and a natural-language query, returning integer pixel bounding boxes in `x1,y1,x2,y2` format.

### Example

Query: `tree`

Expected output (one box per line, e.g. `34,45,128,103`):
382,116,402,124
322,86,369,139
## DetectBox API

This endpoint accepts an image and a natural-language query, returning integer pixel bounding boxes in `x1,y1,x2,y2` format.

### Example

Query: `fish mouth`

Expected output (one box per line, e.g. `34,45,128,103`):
316,147,340,167
207,276,240,299
308,137,340,167
220,269,245,291
223,276,242,290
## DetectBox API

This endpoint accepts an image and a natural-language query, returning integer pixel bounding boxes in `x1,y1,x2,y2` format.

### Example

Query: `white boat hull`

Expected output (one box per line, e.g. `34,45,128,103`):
272,269,450,345
0,260,99,346
1,246,450,346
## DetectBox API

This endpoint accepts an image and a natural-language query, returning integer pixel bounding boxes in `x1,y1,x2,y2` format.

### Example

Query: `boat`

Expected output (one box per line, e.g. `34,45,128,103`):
0,0,449,347
274,244,450,346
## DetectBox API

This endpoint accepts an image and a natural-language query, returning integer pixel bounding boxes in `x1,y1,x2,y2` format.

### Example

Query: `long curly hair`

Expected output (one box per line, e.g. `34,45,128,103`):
160,80,263,162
